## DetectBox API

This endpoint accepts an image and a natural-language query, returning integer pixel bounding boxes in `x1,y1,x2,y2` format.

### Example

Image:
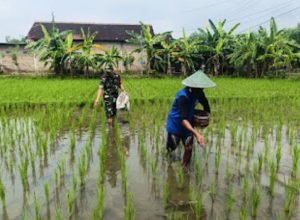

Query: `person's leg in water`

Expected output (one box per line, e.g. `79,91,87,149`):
104,96,117,126
182,136,193,168
166,133,180,161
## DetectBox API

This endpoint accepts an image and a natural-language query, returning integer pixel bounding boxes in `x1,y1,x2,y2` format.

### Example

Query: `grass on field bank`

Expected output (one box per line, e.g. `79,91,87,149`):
1,76,300,106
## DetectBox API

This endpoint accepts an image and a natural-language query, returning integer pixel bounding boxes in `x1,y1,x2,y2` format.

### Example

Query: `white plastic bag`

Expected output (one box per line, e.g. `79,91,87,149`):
116,91,130,110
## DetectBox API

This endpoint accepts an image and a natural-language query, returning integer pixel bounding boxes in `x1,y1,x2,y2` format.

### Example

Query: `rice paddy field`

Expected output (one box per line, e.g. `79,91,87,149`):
0,77,300,220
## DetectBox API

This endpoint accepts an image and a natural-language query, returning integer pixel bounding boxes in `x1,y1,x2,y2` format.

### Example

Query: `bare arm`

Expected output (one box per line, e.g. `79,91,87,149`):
182,119,205,147
94,87,103,106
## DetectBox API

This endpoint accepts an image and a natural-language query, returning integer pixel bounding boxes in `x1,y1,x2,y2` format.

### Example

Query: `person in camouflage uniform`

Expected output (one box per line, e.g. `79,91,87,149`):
94,67,124,125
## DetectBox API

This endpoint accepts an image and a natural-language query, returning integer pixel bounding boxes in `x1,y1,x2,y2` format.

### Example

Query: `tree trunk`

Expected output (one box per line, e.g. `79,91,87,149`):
167,56,172,75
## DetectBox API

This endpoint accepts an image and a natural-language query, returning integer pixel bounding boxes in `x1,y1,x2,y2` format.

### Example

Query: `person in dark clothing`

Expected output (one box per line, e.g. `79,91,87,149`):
166,70,216,167
94,66,125,125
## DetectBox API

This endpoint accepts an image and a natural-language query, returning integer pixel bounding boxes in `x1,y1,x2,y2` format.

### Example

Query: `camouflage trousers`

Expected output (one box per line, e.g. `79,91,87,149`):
104,94,118,118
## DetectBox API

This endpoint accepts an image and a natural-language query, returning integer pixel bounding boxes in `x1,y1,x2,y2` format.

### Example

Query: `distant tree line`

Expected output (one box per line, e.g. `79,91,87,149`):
27,17,300,78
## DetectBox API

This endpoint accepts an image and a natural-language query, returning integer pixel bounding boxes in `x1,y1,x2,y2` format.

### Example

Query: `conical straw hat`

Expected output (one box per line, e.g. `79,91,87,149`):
182,70,216,88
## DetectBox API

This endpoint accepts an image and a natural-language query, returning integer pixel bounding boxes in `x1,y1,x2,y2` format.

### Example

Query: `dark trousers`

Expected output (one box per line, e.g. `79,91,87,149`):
166,133,194,167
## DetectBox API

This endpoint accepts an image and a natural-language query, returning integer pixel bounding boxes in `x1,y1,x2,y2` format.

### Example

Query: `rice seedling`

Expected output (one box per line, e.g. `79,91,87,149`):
0,177,6,208
69,128,76,158
66,190,76,218
19,156,29,192
34,193,41,220
284,178,299,214
55,207,65,220
250,185,260,218
78,150,87,186
264,138,270,163
292,144,300,177
276,143,282,171
214,147,221,175
44,181,49,203
124,192,135,220
239,205,247,220
94,183,104,219
209,181,217,204
194,192,203,219
252,162,259,184
176,164,184,189
242,176,249,201
226,189,235,219
258,153,263,173
163,180,169,207
269,160,277,197
194,158,203,185
72,174,77,194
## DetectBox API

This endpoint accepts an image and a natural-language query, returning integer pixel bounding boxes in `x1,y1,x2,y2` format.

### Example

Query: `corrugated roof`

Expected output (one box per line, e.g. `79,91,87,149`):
27,22,155,42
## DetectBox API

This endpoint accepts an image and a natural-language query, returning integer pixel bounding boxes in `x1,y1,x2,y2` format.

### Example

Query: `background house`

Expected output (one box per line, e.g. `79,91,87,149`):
0,22,155,73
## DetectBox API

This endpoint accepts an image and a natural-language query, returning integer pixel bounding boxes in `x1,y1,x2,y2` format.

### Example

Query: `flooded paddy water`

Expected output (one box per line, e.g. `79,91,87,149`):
0,97,300,220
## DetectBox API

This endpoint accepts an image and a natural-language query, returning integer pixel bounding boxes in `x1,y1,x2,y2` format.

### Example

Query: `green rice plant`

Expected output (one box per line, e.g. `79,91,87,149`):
120,153,127,194
163,180,169,207
176,165,184,189
239,205,247,220
252,162,259,183
19,156,29,191
97,184,104,219
44,182,49,203
226,189,234,218
72,174,77,194
34,193,41,220
56,157,65,179
55,207,65,220
246,141,251,161
242,176,249,201
53,169,59,189
194,159,203,185
78,150,87,186
209,182,217,204
276,143,282,171
124,192,135,220
23,209,27,220
269,161,277,198
292,144,300,177
264,137,270,163
214,147,221,175
66,190,75,218
250,185,260,217
194,192,203,219
258,153,263,173
150,158,158,178
69,129,76,158
225,163,233,184
284,178,299,214
0,177,6,208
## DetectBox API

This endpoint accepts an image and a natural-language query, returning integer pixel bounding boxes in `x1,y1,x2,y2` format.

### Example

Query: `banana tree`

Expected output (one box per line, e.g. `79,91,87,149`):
173,30,200,75
257,17,300,77
160,40,176,74
197,19,240,76
69,28,106,75
26,24,72,74
229,33,260,77
127,22,170,74
97,46,122,70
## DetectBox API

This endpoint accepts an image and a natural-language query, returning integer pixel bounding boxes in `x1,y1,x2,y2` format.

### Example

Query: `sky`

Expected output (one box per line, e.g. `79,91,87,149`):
1,0,300,42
